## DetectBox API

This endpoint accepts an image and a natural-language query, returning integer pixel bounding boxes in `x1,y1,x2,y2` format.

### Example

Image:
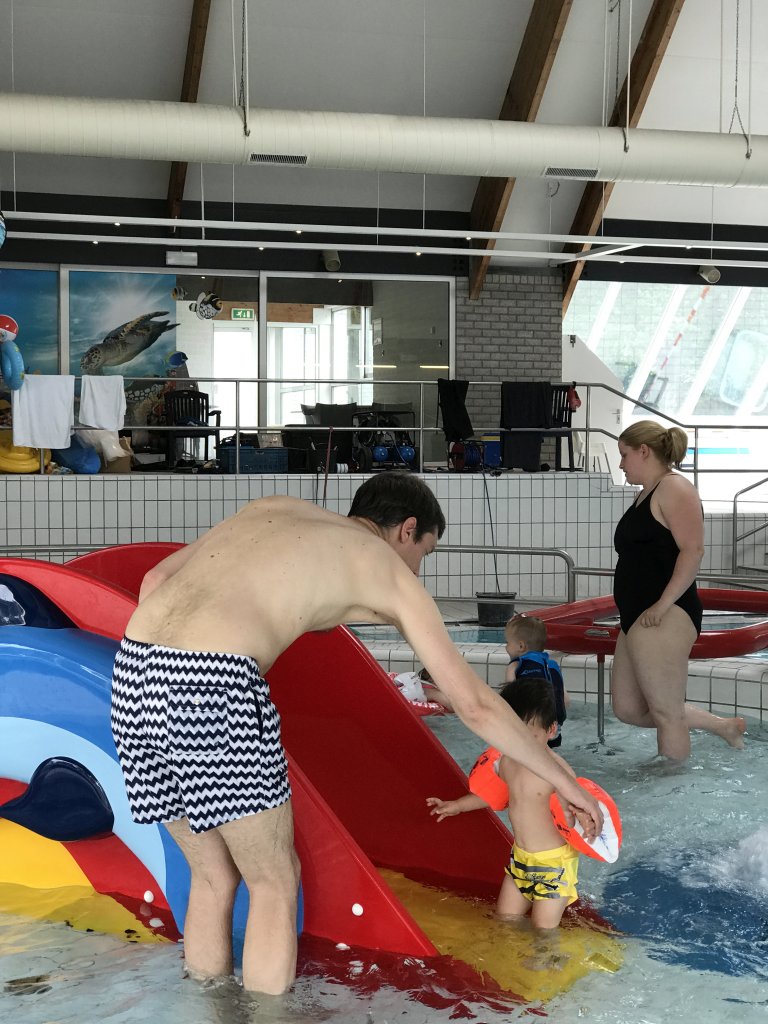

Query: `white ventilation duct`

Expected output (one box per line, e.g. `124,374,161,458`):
0,92,766,188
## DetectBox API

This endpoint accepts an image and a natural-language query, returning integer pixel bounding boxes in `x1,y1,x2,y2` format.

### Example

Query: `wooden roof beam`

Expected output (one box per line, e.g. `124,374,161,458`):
468,0,573,300
167,0,212,223
562,0,686,315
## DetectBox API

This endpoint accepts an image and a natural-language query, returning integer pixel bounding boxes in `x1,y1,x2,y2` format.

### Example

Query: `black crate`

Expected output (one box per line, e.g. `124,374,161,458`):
219,447,289,473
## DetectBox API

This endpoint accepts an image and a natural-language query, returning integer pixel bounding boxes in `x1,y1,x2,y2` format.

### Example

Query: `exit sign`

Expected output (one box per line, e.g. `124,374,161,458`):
231,307,255,320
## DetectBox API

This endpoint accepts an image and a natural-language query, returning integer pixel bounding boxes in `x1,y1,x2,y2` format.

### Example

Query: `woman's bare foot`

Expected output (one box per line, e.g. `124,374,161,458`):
716,715,747,749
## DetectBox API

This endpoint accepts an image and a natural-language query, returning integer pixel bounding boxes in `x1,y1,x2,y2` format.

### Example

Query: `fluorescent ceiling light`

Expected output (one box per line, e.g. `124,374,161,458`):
419,364,449,369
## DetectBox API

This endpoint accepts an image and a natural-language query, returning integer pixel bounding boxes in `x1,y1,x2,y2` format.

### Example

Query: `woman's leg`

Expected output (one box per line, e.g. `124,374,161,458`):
610,630,656,728
623,606,745,758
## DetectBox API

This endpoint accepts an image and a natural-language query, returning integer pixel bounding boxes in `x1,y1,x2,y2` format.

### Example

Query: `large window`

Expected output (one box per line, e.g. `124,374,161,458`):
264,275,452,461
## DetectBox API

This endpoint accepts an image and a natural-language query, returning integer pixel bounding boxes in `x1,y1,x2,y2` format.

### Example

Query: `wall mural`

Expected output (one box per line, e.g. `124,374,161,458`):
68,271,182,444
0,267,59,380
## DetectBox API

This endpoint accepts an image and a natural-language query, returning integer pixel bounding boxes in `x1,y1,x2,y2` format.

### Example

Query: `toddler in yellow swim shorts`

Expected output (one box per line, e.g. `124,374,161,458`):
428,675,581,928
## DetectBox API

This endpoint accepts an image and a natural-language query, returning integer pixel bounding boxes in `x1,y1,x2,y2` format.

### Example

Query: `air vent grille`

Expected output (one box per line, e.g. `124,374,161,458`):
544,166,599,179
249,153,308,165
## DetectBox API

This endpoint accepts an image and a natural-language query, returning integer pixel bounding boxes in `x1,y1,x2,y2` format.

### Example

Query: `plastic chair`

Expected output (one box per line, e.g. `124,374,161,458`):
543,384,576,471
163,390,221,467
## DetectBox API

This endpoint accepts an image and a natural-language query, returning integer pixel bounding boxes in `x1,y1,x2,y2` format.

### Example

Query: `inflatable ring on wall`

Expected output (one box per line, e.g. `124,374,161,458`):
0,341,25,391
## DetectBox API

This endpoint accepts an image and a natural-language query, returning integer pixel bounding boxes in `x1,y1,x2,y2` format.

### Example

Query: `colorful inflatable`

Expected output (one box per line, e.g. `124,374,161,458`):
0,314,24,391
0,433,50,473
0,548,622,1003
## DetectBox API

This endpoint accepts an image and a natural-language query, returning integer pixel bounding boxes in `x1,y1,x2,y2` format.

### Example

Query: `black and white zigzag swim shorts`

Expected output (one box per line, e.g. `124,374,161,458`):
110,637,291,834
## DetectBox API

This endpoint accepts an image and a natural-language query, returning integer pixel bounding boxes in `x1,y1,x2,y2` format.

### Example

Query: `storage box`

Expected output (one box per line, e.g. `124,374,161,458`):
102,437,133,474
219,446,289,473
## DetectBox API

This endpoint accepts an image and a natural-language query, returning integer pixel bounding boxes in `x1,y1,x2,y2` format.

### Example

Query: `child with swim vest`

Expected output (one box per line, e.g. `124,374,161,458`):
505,613,568,747
427,676,621,928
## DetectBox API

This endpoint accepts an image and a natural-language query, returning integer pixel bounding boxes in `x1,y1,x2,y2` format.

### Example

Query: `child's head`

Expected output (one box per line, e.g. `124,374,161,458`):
499,675,557,736
504,614,547,655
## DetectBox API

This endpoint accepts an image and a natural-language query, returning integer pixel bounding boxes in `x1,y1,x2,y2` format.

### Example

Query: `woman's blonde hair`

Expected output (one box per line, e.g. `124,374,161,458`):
619,420,688,468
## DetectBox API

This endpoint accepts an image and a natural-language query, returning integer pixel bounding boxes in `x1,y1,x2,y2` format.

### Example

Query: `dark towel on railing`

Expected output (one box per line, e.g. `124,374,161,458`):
437,378,474,442
500,381,553,471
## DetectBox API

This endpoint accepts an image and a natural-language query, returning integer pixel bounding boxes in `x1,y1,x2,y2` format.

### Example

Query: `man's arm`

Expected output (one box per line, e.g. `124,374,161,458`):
387,576,603,838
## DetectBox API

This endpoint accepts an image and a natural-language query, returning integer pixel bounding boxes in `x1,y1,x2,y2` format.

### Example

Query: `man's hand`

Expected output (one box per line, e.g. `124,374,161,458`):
561,779,603,840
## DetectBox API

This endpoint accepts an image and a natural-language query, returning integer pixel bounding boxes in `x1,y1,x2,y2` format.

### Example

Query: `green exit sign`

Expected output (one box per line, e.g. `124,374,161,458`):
231,307,255,320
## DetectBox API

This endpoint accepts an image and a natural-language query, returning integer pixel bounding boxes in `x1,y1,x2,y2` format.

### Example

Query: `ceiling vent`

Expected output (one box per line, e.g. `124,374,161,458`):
249,153,308,165
544,166,599,179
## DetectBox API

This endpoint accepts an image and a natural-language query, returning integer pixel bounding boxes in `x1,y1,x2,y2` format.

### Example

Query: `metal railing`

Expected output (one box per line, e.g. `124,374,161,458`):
731,476,768,573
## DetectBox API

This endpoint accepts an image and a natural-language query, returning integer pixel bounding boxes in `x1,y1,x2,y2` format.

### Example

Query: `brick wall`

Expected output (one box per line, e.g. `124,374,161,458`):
454,270,564,442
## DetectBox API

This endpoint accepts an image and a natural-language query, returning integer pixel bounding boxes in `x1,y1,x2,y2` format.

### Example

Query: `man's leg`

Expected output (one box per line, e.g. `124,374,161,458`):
165,817,242,980
219,801,301,995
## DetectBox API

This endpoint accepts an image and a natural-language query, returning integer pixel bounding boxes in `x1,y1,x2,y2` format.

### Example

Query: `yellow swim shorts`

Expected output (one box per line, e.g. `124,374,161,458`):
505,842,579,905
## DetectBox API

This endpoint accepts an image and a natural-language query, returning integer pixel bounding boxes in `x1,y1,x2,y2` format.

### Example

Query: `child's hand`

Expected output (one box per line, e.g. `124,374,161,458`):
569,805,594,837
426,796,462,822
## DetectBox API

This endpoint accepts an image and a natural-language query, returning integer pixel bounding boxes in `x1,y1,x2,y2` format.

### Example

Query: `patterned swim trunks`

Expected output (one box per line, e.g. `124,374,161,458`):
505,842,579,905
111,637,291,834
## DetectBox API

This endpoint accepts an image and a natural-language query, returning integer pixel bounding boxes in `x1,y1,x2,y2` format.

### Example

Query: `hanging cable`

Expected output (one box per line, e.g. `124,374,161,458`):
237,0,250,137
10,0,17,210
422,0,427,231
727,0,752,157
624,0,632,152
200,164,206,240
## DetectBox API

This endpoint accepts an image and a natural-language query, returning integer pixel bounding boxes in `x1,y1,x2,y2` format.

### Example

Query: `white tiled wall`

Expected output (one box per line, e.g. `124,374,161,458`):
0,470,763,601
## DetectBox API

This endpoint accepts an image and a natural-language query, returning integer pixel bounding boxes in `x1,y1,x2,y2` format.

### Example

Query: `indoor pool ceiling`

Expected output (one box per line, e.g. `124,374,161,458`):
0,0,767,291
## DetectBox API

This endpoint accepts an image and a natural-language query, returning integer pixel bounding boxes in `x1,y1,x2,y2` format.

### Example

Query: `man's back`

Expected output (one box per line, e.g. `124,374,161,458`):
126,496,405,671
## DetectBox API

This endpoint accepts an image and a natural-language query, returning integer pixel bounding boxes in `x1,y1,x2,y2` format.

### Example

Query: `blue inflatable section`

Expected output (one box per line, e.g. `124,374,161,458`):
0,625,303,952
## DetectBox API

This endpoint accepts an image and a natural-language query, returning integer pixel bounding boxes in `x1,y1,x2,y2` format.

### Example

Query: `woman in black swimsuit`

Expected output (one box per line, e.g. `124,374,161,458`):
612,421,745,760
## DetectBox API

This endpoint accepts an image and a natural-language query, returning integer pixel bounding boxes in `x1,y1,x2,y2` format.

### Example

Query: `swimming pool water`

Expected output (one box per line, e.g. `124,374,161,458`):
353,611,768,651
3,705,768,1023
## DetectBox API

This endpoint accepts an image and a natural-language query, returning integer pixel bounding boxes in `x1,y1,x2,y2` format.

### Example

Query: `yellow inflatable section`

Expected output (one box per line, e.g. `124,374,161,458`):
0,433,50,473
380,869,623,1003
0,819,166,943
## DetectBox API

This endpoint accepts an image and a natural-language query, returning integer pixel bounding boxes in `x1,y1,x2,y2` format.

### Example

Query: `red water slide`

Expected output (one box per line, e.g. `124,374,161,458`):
0,546,512,957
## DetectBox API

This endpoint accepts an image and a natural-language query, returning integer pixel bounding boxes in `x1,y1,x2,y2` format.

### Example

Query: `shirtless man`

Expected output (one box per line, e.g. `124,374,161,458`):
111,471,602,994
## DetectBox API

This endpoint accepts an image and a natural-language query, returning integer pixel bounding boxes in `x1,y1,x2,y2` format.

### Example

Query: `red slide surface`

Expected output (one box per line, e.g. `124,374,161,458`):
531,589,768,657
2,544,513,958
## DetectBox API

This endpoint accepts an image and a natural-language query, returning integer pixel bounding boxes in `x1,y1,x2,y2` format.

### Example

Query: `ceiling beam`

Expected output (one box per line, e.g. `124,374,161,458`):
468,0,573,300
562,0,686,314
166,0,212,222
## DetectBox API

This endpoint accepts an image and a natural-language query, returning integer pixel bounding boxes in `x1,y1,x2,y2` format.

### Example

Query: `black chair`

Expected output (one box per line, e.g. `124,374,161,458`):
301,402,359,467
164,390,221,467
544,384,576,471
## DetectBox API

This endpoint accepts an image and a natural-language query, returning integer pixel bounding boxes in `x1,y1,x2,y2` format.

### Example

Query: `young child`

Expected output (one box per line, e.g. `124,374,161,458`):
427,676,580,929
505,614,568,747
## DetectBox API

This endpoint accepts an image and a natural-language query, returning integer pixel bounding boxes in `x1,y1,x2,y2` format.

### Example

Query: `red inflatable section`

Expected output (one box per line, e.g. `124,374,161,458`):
0,558,136,641
530,589,768,658
1,544,513,958
67,543,182,598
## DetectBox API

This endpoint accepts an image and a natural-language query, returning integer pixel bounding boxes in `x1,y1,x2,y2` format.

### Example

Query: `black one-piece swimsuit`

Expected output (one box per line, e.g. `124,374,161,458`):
613,482,703,636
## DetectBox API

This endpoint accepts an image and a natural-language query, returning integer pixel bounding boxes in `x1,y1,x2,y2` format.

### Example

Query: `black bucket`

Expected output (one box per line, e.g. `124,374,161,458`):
475,591,516,627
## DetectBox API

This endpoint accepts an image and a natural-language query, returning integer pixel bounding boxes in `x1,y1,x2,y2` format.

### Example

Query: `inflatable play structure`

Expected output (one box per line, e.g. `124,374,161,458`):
0,314,24,391
0,545,623,1003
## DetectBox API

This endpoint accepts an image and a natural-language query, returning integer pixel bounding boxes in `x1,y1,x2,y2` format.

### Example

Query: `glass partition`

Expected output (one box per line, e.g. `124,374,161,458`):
264,275,452,463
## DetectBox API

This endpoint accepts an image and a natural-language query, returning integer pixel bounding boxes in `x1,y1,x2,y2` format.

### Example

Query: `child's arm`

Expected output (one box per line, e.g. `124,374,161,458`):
505,660,518,684
426,793,488,822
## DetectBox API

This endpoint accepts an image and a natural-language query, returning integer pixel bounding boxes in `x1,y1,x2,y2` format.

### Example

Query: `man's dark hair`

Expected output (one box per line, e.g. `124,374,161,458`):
348,471,446,539
499,675,556,729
